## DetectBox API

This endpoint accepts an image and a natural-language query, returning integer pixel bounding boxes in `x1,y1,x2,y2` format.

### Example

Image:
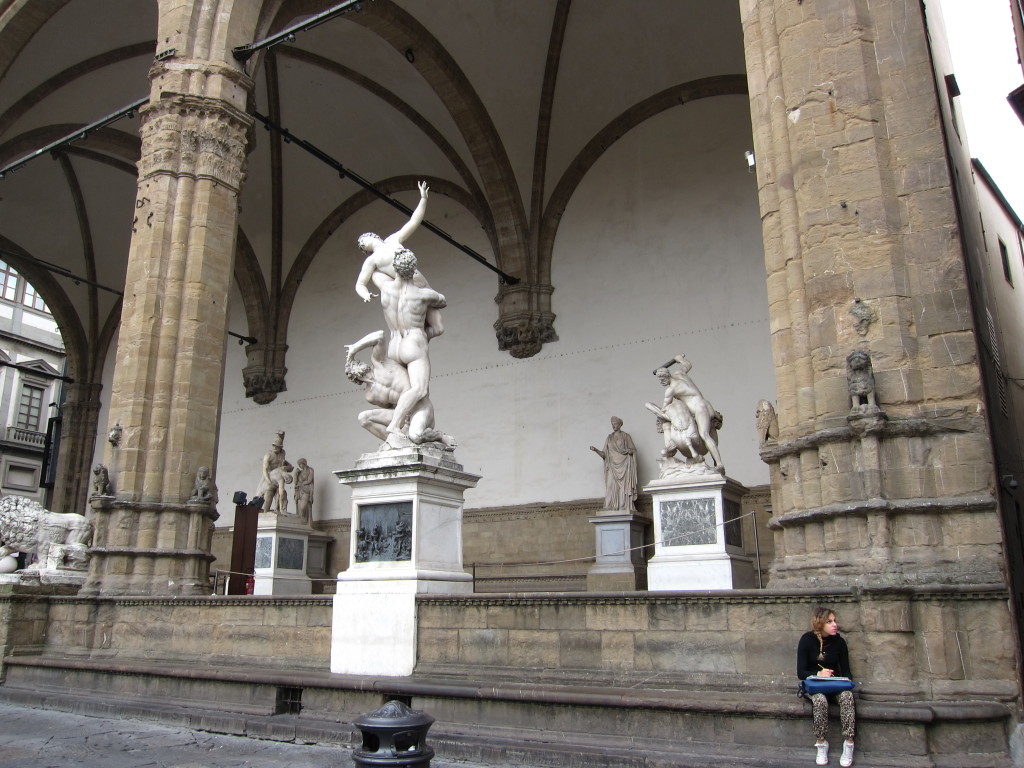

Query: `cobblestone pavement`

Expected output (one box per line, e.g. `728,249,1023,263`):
0,701,478,768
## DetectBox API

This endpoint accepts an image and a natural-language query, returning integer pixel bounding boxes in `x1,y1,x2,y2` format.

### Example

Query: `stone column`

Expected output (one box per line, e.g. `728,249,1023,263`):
49,381,101,516
740,0,1001,588
81,54,253,596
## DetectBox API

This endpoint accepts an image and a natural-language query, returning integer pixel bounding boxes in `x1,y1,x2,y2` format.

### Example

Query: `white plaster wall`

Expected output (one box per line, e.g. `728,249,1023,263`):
215,94,773,523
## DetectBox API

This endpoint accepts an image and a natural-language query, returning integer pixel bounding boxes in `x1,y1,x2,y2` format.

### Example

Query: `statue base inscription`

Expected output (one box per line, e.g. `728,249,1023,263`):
331,445,480,676
252,512,315,595
586,511,649,591
644,474,755,591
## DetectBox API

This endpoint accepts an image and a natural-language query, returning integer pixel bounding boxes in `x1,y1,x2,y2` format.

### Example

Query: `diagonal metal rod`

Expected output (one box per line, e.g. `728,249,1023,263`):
232,0,371,64
0,94,518,284
0,247,124,297
253,110,518,284
0,97,148,178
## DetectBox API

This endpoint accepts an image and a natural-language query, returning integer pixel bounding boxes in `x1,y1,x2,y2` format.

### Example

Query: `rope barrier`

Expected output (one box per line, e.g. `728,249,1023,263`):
212,510,758,588
470,509,756,570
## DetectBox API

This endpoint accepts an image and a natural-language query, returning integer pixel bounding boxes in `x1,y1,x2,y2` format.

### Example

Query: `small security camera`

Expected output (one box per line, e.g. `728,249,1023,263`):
1002,475,1019,490
744,150,755,168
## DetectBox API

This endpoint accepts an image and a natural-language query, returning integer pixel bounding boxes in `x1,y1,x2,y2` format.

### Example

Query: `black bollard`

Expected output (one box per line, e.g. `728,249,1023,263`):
352,700,435,767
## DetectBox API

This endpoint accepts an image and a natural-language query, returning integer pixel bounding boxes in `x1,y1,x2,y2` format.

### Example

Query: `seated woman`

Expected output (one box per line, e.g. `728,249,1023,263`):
797,606,856,766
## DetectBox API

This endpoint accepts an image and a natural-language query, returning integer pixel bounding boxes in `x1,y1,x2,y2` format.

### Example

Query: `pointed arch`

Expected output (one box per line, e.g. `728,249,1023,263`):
538,75,749,288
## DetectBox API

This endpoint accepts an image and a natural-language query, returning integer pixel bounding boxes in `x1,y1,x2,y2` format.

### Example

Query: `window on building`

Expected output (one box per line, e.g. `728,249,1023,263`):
16,383,45,432
21,282,48,312
0,260,18,302
1000,239,1014,286
0,259,51,313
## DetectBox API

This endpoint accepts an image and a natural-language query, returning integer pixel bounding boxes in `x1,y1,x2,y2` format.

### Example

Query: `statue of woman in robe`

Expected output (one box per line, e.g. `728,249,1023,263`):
589,416,638,512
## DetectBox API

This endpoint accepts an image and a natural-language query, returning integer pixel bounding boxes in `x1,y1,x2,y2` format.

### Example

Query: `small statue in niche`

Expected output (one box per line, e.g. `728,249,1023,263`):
755,399,780,446
846,350,878,410
293,458,314,522
189,466,217,504
253,430,293,514
92,464,112,496
589,416,638,512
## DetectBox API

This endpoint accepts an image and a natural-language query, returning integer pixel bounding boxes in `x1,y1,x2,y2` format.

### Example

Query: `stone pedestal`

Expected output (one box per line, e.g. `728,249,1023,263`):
253,512,314,595
645,474,754,591
0,569,87,589
82,498,217,596
586,511,649,591
331,445,480,676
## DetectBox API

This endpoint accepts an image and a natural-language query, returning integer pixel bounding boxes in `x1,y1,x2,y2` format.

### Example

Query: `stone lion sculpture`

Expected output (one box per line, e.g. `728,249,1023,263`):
846,350,877,410
0,495,93,571
92,464,112,496
755,399,779,446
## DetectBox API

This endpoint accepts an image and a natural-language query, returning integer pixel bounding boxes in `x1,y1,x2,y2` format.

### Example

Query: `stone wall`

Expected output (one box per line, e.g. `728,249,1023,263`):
416,585,1017,703
32,595,334,671
4,583,1013,704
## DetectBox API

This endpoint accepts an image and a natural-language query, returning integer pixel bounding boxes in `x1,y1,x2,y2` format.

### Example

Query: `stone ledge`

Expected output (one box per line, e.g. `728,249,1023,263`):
759,413,987,462
2,654,1011,724
1,654,1013,767
42,594,335,607
768,494,996,528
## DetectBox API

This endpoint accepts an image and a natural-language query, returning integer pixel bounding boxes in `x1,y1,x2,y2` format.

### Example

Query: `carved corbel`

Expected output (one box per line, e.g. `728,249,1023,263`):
493,282,557,358
242,342,288,405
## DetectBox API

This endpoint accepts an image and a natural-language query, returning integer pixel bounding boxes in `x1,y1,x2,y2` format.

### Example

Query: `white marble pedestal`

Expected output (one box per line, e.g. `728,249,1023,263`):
644,472,754,591
331,445,480,676
253,512,314,595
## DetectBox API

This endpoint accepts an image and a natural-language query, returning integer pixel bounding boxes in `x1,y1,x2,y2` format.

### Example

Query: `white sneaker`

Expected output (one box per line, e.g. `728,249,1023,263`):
840,740,854,767
816,740,829,765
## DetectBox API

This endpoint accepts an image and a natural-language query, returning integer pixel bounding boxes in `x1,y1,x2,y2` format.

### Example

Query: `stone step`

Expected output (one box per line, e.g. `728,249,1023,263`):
0,655,1012,768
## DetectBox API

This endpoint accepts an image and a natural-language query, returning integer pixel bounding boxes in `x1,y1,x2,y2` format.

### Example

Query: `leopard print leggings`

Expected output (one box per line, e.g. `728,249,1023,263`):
811,691,856,742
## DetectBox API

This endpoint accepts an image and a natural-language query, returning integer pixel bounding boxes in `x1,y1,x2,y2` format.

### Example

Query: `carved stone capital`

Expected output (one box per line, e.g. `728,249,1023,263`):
243,342,288,404
493,282,557,358
494,316,557,358
136,95,253,190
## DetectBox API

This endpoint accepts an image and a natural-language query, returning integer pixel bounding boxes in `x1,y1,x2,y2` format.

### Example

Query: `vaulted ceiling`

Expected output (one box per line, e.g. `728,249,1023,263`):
0,0,748,389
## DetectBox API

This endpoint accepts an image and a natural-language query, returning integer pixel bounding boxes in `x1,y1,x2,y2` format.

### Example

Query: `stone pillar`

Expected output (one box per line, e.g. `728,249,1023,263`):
81,52,253,596
49,381,101,516
740,0,1001,588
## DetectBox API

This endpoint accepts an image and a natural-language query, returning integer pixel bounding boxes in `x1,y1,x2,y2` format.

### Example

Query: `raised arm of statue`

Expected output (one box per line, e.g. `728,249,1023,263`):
392,181,429,245
354,183,430,303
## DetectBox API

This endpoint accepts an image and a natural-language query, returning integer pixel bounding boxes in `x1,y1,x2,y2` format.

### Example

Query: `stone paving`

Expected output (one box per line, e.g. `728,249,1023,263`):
0,701,481,768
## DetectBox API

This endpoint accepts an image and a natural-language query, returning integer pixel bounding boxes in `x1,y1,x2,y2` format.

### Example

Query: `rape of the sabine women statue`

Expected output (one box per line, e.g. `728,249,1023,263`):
645,354,725,477
351,181,454,449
